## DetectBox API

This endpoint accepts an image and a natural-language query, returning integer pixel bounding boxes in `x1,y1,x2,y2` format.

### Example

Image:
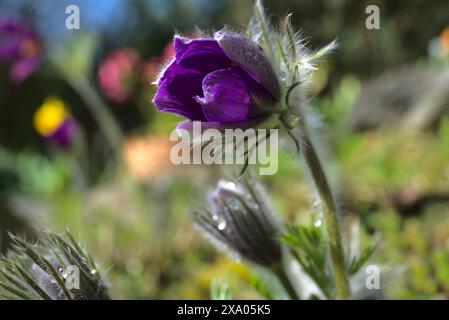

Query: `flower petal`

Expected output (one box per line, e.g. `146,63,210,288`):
214,31,280,99
46,118,77,148
174,36,233,73
196,67,270,123
153,62,207,121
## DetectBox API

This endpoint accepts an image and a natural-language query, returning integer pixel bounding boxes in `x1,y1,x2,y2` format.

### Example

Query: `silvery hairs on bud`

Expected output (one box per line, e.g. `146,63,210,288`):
215,29,281,99
193,175,283,269
0,231,110,300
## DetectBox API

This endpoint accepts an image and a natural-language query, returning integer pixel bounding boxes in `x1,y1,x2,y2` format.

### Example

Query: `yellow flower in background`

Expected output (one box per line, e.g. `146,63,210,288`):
33,96,69,137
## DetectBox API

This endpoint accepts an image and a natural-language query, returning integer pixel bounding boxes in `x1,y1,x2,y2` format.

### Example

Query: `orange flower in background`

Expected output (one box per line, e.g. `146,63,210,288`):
124,136,173,180
440,26,449,54
124,135,212,181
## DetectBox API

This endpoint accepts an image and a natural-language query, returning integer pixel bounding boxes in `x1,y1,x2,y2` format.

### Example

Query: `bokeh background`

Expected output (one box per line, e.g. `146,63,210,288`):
1,0,449,299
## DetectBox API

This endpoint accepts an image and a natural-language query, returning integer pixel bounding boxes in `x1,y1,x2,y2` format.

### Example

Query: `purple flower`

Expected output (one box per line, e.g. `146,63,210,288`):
45,117,77,148
0,19,41,83
153,31,280,129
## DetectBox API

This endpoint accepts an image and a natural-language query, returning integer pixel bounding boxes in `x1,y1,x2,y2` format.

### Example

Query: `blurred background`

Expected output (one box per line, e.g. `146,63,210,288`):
0,0,449,299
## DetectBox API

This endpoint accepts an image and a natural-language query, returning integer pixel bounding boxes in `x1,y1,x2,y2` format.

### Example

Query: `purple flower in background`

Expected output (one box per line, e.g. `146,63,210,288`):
153,31,280,129
0,19,41,83
33,96,77,148
44,117,77,148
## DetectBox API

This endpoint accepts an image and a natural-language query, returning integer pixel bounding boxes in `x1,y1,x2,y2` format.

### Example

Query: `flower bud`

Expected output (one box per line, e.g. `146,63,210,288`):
0,232,109,300
194,177,283,268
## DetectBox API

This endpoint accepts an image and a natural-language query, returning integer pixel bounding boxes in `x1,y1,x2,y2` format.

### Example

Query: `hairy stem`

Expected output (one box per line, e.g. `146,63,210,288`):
67,75,124,163
301,134,350,299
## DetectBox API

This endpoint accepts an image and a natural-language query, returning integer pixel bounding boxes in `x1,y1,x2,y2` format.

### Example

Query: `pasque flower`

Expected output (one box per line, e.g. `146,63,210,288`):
194,177,283,268
0,232,110,300
194,176,300,299
0,19,41,83
157,0,353,299
153,30,281,129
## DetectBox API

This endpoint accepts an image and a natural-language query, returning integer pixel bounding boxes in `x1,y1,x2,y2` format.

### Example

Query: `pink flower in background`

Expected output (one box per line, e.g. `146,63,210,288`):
162,40,175,62
0,19,42,84
98,48,141,103
99,37,181,102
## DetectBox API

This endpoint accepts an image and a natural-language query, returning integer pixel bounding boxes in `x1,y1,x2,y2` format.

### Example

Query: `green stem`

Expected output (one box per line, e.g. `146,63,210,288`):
67,76,124,163
301,135,350,299
273,264,300,300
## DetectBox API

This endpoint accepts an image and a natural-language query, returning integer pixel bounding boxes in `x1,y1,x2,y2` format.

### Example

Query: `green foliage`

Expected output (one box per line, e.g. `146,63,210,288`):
51,33,98,79
249,274,275,300
346,245,376,276
210,279,233,300
282,223,376,299
282,224,333,298
432,249,449,292
0,147,71,196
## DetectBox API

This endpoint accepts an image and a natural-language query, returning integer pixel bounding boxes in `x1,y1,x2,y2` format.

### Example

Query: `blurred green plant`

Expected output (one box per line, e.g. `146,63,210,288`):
50,34,124,163
210,279,233,300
